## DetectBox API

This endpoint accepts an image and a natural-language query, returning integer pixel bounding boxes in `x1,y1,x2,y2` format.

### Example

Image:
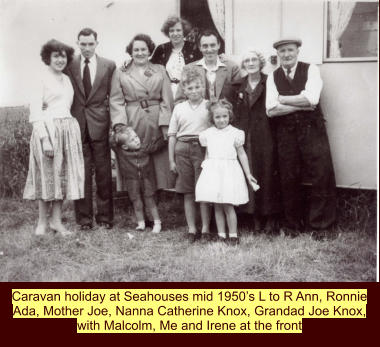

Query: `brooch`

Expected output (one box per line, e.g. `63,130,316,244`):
238,92,244,100
144,69,153,78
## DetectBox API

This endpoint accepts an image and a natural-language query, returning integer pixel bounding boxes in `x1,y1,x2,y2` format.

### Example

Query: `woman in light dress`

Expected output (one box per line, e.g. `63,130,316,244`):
23,39,84,236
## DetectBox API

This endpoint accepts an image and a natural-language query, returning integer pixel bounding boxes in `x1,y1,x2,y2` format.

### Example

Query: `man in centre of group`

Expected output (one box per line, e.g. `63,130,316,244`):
175,29,241,104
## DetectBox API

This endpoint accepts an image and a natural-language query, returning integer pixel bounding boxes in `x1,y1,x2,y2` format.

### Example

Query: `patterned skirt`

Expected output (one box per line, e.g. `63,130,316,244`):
23,118,84,201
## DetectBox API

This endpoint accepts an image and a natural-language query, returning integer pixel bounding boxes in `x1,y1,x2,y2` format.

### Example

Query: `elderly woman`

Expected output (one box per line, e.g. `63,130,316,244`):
110,33,174,197
234,50,281,233
150,15,202,96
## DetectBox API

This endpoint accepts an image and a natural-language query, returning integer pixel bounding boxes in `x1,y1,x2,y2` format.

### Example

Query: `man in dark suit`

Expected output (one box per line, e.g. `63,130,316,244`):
65,28,116,230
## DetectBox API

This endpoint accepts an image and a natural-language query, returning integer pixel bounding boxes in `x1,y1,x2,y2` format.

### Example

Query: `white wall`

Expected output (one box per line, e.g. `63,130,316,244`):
0,0,177,106
231,0,323,71
320,62,378,189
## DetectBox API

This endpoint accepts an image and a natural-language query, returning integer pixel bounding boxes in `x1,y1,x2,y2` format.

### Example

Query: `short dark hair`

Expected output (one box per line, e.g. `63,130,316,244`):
197,29,220,47
207,99,234,125
161,16,192,37
77,28,97,41
40,39,74,66
126,34,156,56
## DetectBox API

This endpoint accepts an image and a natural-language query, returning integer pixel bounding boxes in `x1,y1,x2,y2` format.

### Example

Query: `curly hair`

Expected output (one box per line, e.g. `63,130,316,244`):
126,33,156,56
40,39,74,66
241,49,266,71
180,65,204,87
161,15,192,37
207,99,234,125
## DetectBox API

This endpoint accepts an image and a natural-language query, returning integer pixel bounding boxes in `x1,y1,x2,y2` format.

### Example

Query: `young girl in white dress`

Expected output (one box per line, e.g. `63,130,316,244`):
195,99,259,244
23,39,84,236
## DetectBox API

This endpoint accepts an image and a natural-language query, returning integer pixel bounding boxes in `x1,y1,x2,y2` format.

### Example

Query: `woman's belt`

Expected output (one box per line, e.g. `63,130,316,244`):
127,99,160,109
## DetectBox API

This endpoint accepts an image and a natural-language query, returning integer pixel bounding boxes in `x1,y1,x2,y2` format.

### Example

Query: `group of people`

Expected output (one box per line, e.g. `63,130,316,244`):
23,15,336,244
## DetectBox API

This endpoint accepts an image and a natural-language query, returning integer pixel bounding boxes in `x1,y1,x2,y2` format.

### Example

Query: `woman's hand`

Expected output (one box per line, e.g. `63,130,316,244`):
42,137,54,157
161,126,169,141
247,174,260,191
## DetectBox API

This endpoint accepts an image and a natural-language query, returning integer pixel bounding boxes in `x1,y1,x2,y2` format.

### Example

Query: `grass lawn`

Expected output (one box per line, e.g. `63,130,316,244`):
0,191,377,282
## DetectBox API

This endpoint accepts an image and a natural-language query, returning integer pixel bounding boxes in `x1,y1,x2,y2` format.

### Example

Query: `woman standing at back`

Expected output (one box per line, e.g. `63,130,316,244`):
150,15,202,97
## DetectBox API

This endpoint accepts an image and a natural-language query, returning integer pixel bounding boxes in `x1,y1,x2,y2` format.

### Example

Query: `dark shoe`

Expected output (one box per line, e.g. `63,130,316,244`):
311,229,337,241
80,223,93,231
217,235,228,243
201,233,216,242
98,222,113,229
226,237,240,245
280,227,300,238
186,232,201,243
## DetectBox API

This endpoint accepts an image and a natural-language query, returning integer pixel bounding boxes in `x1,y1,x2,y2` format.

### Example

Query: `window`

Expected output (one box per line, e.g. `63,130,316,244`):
324,1,378,62
180,0,225,53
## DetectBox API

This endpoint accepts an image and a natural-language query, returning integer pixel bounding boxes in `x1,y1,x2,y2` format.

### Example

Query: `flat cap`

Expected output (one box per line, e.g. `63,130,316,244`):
273,38,302,49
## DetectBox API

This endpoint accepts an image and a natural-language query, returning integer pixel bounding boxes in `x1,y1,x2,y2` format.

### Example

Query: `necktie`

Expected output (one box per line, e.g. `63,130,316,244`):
83,58,92,99
286,67,293,83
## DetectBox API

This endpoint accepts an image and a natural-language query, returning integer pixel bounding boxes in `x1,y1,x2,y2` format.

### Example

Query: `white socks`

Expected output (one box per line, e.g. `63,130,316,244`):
152,220,162,234
136,220,162,233
136,221,145,231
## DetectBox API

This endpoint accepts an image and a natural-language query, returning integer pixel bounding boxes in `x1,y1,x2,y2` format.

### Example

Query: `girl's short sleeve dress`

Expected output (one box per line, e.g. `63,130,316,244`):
195,125,249,205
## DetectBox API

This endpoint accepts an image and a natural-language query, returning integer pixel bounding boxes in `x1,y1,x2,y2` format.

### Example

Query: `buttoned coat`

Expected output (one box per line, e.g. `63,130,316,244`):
109,62,174,191
234,74,281,216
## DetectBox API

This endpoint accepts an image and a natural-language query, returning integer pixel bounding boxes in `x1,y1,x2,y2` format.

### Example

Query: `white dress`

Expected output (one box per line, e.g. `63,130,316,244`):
195,125,249,205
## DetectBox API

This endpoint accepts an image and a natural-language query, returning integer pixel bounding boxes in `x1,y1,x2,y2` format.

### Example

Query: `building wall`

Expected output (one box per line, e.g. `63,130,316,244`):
320,62,377,189
0,0,177,107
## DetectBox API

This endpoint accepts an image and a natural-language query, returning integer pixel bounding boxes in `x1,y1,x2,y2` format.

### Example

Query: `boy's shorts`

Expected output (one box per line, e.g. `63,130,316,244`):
174,139,205,194
125,178,156,201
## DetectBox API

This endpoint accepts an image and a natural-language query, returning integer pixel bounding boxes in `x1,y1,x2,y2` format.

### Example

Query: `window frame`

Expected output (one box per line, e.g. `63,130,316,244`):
323,1,378,63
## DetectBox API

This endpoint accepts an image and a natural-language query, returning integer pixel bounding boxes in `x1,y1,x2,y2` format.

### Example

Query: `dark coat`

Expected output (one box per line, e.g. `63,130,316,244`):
150,40,202,67
234,73,281,216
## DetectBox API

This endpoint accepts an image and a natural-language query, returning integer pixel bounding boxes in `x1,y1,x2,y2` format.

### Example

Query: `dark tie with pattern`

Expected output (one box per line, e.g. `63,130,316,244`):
286,67,293,83
83,58,92,99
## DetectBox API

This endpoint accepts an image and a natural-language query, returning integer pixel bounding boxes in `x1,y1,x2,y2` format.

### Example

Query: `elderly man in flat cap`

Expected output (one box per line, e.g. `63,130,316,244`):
266,38,336,241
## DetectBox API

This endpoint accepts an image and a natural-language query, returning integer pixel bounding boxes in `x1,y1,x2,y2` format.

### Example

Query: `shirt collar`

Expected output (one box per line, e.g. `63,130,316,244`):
81,54,96,64
196,57,226,71
282,61,298,74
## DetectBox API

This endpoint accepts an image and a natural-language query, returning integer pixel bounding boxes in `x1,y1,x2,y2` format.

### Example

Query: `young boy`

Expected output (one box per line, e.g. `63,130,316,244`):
110,126,164,233
168,66,211,242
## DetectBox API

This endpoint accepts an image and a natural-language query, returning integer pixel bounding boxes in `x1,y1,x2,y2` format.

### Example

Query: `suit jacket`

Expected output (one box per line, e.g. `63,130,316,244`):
65,55,116,141
174,59,241,104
